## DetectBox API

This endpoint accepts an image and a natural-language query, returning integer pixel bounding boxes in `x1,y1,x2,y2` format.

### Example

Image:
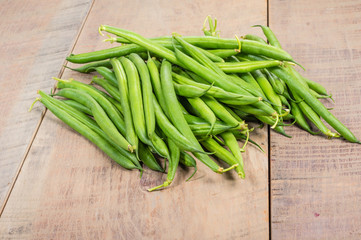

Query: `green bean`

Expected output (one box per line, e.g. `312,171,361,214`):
148,139,180,191
183,114,233,127
107,36,224,62
279,95,291,111
152,95,204,153
217,60,282,73
65,60,112,73
99,25,181,65
303,76,330,96
190,123,235,137
54,88,133,152
243,34,267,44
176,49,278,119
290,101,319,135
174,35,225,76
232,108,260,122
251,69,283,114
42,92,142,169
185,71,210,84
237,72,266,99
231,130,264,153
236,105,270,116
138,142,164,172
309,88,333,100
216,96,262,106
93,66,118,87
172,72,247,100
110,58,139,152
62,99,92,115
253,25,282,48
36,91,139,170
187,97,217,135
128,53,156,139
147,54,167,111
67,44,144,63
206,49,240,59
120,57,152,146
200,137,239,170
91,76,121,103
272,65,360,142
55,78,127,136
173,82,209,98
263,69,284,95
220,131,245,178
149,133,170,159
103,33,294,62
175,36,264,107
290,88,339,138
179,152,197,181
202,95,247,130
223,105,242,122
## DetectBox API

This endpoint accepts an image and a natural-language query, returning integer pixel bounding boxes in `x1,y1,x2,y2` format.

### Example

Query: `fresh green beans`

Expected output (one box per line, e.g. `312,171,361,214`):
54,88,132,152
36,91,139,170
37,17,359,192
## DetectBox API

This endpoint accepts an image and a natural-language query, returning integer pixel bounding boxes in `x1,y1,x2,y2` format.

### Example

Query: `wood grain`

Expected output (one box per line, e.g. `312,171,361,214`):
0,0,269,239
0,0,93,209
269,0,361,239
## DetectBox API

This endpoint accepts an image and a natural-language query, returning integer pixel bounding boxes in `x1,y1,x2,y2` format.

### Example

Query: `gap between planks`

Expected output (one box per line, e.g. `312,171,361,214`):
266,0,272,239
0,0,96,217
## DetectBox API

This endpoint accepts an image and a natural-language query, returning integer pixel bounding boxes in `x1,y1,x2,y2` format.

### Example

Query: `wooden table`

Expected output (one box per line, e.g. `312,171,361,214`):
1,0,360,239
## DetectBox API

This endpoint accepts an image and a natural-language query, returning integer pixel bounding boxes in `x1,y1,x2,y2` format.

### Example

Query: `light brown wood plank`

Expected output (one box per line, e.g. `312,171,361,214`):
0,0,93,208
269,0,361,239
0,0,269,239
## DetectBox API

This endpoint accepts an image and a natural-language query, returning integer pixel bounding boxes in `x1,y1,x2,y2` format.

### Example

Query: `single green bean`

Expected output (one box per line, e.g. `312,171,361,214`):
206,49,240,59
187,97,217,135
128,53,156,139
138,142,164,172
179,152,197,181
290,101,319,135
65,60,112,73
200,137,239,170
217,60,282,73
62,99,92,115
202,95,247,130
67,44,145,63
173,82,209,98
220,131,245,178
253,25,282,48
93,66,118,87
148,139,180,191
147,54,167,111
243,34,267,44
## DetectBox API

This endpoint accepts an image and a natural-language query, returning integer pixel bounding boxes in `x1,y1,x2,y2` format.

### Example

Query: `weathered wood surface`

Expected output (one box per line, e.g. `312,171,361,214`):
0,0,269,239
270,0,361,239
0,0,93,209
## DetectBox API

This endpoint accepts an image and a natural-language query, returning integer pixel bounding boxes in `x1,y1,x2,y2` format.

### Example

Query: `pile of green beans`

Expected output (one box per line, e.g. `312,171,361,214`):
33,17,360,191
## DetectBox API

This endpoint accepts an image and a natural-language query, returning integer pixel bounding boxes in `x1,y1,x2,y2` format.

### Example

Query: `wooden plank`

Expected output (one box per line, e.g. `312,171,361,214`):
0,0,269,239
269,0,361,239
0,0,93,208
